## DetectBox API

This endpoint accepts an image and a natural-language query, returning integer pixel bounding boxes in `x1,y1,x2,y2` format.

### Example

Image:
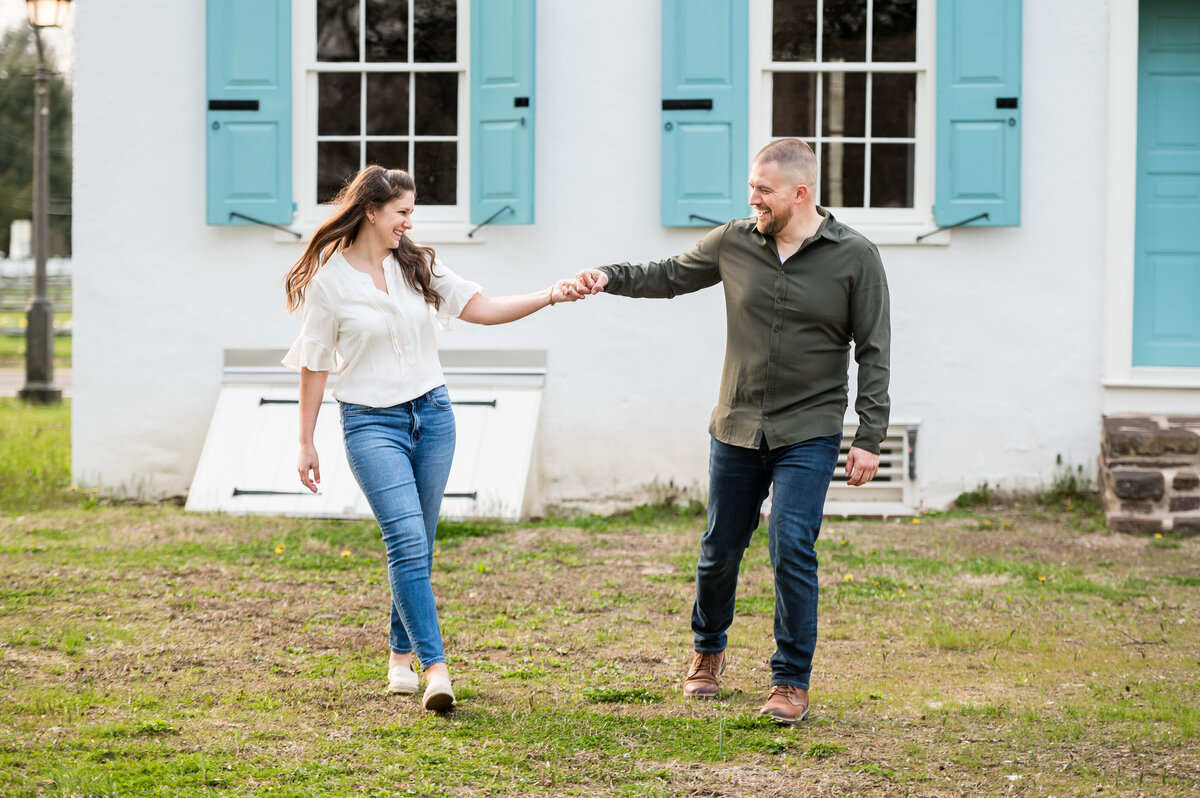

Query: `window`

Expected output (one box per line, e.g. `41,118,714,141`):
305,0,466,218
754,0,929,220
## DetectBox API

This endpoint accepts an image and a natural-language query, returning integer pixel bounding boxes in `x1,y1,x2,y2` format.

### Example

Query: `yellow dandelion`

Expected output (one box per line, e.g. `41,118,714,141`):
1154,533,1163,540
911,517,920,525
91,488,100,494
275,545,285,554
839,538,847,545
69,485,78,491
1066,504,1074,511
340,550,351,557
433,550,440,557
1038,576,1046,583
844,573,854,581
455,557,461,562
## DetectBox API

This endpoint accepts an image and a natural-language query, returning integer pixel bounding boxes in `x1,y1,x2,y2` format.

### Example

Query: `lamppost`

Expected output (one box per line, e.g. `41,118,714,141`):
18,0,71,404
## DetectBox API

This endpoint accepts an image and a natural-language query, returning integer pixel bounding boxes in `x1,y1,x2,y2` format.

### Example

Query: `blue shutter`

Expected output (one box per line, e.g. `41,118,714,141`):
470,0,536,225
206,0,292,226
934,0,1022,227
661,0,749,227
1132,0,1200,367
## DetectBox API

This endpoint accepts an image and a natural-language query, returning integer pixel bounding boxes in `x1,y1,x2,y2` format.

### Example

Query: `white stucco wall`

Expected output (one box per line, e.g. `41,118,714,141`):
73,0,1114,511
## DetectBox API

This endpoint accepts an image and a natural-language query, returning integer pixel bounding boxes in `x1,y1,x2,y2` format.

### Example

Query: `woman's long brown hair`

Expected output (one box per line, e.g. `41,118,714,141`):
284,166,440,312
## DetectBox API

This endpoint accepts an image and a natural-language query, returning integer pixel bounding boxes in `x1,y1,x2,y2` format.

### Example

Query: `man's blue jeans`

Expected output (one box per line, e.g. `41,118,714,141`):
691,434,841,689
340,386,456,668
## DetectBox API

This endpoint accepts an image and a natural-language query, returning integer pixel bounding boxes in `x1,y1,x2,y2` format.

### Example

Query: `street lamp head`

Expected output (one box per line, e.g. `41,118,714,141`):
26,0,72,29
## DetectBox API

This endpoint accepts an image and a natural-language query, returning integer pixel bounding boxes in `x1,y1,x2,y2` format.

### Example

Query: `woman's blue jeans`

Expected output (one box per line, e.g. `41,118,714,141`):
691,434,841,689
340,386,456,668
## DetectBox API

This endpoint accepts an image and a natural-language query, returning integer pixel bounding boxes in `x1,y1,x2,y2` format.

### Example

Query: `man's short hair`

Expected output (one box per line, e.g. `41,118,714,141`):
754,139,817,187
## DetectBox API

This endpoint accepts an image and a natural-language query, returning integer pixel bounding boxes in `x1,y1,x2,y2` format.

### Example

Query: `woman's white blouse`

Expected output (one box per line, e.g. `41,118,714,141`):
282,251,482,407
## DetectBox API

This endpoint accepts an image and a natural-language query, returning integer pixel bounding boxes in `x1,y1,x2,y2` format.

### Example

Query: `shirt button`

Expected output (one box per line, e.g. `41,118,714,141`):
776,298,783,304
769,356,776,363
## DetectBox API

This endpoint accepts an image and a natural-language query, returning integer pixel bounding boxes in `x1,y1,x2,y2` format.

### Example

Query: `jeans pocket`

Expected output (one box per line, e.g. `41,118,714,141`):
340,402,373,419
428,385,452,410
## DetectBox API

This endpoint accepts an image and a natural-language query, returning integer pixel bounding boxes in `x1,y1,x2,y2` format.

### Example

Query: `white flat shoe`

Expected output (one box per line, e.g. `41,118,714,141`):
422,677,456,712
387,663,419,695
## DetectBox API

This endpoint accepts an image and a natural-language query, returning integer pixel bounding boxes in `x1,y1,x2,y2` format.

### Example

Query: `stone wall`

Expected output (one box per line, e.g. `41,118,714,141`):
1101,415,1200,535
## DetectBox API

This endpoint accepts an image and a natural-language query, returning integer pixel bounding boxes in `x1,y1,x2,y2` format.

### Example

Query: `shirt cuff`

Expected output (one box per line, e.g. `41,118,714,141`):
282,336,336,373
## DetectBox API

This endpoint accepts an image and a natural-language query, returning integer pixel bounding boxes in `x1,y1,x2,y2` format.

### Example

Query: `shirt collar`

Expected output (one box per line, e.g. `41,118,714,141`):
752,206,845,249
814,207,845,243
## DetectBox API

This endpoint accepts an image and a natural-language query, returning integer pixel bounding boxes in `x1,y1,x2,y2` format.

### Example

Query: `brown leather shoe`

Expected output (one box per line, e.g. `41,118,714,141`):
682,651,725,698
759,684,809,724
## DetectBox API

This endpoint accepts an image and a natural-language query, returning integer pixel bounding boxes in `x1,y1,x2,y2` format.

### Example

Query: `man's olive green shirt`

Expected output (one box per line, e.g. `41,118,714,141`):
599,211,891,454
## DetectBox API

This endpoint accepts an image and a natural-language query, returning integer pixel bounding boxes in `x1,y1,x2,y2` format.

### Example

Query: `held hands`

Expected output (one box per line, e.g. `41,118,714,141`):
845,446,879,487
547,270,607,305
298,443,321,493
574,269,608,295
549,279,585,305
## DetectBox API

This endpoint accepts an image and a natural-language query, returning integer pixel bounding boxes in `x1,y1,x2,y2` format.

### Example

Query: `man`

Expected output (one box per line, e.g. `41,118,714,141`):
574,139,890,723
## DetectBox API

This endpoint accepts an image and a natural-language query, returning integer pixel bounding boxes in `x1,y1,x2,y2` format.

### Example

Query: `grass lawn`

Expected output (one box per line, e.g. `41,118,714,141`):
1,402,1198,796
0,309,73,370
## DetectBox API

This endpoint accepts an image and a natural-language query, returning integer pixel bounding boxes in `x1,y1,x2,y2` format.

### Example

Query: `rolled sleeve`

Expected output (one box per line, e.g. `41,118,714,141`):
282,281,338,373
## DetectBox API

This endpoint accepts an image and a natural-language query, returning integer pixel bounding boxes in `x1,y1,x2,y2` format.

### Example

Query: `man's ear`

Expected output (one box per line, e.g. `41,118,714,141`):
794,183,810,204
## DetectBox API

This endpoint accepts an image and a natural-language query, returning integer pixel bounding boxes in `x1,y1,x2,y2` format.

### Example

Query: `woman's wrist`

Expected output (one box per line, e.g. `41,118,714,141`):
547,284,557,307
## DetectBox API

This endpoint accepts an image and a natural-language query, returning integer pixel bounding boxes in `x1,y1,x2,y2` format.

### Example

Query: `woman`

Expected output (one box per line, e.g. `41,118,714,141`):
283,166,578,712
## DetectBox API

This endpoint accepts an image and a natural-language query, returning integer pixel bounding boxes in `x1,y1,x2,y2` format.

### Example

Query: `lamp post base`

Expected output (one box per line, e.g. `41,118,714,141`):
18,384,63,404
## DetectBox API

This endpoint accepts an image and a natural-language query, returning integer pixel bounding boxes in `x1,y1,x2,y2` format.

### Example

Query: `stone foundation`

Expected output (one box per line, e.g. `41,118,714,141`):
1101,415,1200,535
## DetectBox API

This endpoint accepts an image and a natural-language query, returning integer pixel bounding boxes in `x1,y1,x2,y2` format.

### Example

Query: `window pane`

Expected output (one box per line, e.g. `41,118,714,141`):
821,142,864,206
414,141,457,205
415,0,457,62
822,72,865,137
773,0,816,62
772,73,817,137
414,73,458,136
367,72,410,135
872,0,917,62
317,0,359,62
823,0,867,62
318,141,361,204
366,0,408,62
871,73,915,138
870,143,914,207
319,72,361,136
366,141,410,173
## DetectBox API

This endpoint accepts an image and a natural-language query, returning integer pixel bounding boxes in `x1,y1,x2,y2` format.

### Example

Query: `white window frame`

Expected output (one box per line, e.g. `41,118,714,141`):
749,0,938,243
291,0,473,238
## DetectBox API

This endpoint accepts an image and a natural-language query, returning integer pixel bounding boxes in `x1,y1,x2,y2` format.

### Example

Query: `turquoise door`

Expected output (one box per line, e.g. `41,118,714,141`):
1133,0,1200,366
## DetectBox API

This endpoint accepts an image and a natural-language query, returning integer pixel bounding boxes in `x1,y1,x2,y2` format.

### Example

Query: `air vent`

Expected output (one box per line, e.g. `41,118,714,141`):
823,422,918,517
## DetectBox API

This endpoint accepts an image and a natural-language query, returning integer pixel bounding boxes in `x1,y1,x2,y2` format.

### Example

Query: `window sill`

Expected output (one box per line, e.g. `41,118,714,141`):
275,222,486,245
1103,369,1200,390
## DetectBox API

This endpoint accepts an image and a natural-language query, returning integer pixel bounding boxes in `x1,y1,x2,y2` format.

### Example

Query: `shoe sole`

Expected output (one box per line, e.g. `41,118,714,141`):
387,684,418,695
762,705,810,725
423,690,456,712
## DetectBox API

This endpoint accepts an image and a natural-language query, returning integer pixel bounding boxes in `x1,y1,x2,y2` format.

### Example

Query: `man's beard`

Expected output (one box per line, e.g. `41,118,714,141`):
757,205,791,236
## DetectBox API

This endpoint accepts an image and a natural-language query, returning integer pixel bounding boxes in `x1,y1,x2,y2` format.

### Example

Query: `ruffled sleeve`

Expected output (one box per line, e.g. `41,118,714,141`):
428,258,483,325
282,280,338,372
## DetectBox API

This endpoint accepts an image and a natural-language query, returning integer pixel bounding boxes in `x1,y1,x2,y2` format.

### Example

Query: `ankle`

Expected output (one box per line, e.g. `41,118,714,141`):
424,662,450,683
389,652,413,669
